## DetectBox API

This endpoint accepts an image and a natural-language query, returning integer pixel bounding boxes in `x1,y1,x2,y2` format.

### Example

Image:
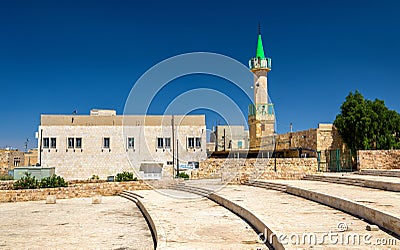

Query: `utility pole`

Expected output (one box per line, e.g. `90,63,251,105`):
176,139,179,177
171,115,175,178
24,138,29,152
223,128,226,151
274,131,277,172
39,129,43,166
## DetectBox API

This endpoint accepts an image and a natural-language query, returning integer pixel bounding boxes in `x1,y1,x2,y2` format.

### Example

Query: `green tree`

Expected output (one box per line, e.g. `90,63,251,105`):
334,91,400,154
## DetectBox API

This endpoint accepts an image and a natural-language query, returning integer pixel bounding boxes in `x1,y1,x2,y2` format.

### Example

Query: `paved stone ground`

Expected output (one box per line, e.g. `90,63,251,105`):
0,196,153,250
134,189,266,250
216,185,399,249
267,179,400,218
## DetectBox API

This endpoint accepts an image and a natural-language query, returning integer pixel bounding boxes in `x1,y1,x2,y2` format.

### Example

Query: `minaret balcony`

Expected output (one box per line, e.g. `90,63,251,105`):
248,103,275,120
249,57,271,71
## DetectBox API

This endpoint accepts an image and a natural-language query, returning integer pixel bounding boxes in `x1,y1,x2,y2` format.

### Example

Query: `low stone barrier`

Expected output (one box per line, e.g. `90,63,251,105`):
0,180,15,190
358,150,400,170
191,158,318,182
0,181,152,203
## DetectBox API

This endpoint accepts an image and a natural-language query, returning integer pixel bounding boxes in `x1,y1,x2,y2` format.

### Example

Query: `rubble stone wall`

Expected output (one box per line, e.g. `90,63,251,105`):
191,158,318,182
358,150,400,170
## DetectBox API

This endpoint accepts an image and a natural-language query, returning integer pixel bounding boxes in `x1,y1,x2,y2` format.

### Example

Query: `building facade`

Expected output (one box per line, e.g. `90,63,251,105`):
24,149,38,166
38,110,207,180
0,148,25,175
248,28,276,150
210,125,249,151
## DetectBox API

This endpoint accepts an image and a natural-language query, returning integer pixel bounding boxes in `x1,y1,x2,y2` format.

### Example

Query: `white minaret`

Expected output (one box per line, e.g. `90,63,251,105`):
248,26,275,150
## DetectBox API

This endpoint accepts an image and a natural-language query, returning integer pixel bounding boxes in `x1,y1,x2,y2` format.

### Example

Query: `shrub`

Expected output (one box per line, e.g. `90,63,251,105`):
90,175,99,180
115,172,137,182
39,174,68,188
0,174,13,181
177,172,189,179
14,172,39,189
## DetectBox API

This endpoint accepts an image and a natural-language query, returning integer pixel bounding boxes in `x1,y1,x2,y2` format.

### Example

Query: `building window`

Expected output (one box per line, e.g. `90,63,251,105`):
103,137,110,148
127,137,134,149
157,137,164,148
68,138,74,148
14,157,20,167
43,138,49,148
166,161,173,165
165,137,171,149
50,138,57,148
76,138,82,148
188,137,195,148
195,137,201,148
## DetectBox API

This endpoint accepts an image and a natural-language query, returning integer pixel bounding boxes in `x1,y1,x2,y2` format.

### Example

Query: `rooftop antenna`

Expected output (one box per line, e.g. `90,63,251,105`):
258,22,261,34
24,138,29,152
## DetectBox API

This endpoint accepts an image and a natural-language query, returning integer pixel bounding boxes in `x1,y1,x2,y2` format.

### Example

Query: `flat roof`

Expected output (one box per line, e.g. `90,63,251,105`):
40,114,205,126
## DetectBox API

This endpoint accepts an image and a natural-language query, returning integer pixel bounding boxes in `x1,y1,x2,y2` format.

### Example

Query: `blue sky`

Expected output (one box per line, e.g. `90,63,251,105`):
1,0,400,150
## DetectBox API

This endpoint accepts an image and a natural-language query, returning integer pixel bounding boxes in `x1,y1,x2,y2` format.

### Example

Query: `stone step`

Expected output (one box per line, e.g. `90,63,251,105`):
302,175,400,192
359,170,400,178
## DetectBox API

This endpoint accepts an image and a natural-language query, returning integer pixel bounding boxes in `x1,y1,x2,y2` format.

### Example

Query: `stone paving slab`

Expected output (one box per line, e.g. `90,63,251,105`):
0,196,153,250
267,180,400,218
134,189,266,250
216,185,398,249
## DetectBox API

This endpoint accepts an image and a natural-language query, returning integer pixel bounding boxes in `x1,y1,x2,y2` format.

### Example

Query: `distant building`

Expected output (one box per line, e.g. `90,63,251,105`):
210,125,249,151
38,109,207,180
24,149,38,166
276,124,347,171
0,148,24,175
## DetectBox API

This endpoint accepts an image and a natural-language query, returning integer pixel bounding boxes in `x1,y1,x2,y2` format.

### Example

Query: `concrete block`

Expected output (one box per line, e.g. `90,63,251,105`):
92,195,102,204
46,195,56,204
366,224,379,231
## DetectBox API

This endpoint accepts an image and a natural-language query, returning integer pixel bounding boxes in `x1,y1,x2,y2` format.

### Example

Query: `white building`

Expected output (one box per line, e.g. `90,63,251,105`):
37,109,207,180
210,125,249,151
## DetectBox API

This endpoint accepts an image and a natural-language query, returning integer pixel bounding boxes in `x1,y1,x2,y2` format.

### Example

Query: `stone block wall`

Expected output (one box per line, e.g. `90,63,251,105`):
0,181,152,203
358,150,400,170
191,157,318,182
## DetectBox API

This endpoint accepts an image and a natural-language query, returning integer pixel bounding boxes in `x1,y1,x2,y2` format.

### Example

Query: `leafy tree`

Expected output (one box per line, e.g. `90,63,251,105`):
334,91,400,154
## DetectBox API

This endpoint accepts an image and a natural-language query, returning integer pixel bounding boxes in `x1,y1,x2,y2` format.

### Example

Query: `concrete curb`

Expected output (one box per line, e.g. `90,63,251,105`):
169,184,283,250
285,186,400,237
119,191,158,250
251,181,400,237
208,193,284,250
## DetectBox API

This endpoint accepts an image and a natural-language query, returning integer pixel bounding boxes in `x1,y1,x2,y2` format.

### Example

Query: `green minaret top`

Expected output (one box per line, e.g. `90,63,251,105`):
256,34,266,59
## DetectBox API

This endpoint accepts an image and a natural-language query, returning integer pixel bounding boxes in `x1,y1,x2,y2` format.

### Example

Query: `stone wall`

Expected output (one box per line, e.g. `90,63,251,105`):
191,157,318,182
0,180,15,190
276,124,345,152
0,181,152,203
358,150,400,170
